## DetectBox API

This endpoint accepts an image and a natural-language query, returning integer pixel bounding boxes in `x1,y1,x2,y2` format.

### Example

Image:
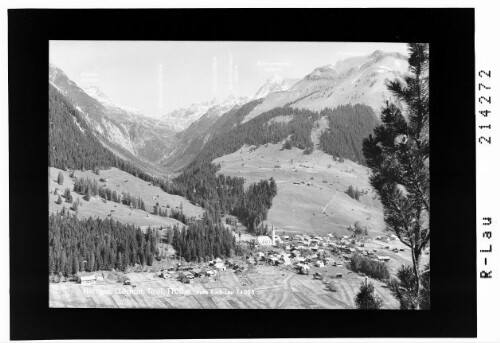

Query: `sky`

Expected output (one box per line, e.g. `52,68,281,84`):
50,41,408,117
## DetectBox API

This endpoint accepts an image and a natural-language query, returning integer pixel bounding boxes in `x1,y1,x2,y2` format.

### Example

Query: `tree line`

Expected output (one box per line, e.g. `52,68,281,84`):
172,160,277,234
170,213,240,263
73,176,146,210
49,210,160,276
232,178,277,234
319,104,380,164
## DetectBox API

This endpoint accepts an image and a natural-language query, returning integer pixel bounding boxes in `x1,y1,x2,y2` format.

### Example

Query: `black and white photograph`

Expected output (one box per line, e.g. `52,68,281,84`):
48,40,430,310
6,6,483,341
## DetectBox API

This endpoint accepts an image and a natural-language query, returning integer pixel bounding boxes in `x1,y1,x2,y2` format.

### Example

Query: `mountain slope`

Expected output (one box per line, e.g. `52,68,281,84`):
158,99,217,132
243,51,408,123
161,96,254,171
50,82,173,183
253,74,299,99
49,83,127,171
49,64,176,167
49,166,204,227
163,51,405,172
182,103,378,170
214,143,384,235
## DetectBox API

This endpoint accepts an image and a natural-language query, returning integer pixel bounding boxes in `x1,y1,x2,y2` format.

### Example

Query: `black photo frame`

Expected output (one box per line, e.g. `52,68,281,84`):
9,8,476,340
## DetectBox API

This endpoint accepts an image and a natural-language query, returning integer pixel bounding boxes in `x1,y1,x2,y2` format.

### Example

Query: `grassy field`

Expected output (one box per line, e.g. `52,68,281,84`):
49,265,398,309
49,167,204,228
213,143,385,236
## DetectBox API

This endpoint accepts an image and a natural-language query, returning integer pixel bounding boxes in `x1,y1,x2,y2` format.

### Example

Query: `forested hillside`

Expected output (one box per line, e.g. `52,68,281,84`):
49,84,120,171
170,103,377,234
191,106,319,166
49,211,160,275
319,104,380,164
171,213,241,262
49,84,162,185
171,163,277,235
49,210,240,274
188,103,379,167
49,84,276,264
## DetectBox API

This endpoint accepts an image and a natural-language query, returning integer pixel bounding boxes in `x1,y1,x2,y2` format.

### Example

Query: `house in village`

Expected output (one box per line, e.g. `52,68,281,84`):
377,256,391,263
191,268,203,277
267,256,280,266
77,274,97,284
214,262,226,271
295,256,306,264
281,254,291,265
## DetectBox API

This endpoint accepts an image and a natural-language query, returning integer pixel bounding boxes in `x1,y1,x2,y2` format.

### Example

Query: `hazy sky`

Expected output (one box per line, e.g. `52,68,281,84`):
50,41,408,117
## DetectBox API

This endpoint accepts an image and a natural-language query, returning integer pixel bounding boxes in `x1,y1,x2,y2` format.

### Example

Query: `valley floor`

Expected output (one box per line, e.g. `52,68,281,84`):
49,265,398,309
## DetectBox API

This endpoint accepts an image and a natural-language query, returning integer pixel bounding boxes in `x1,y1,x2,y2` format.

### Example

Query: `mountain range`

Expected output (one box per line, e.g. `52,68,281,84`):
49,50,408,174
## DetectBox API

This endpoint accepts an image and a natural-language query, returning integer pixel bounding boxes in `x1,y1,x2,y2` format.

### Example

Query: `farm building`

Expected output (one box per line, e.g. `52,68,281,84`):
191,268,203,277
77,274,97,284
214,263,226,271
297,264,310,274
315,261,325,268
281,255,291,265
183,271,194,279
295,257,306,263
267,256,280,266
377,256,391,262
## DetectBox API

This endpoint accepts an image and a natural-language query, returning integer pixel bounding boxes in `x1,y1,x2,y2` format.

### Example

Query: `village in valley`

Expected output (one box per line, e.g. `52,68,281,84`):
50,217,429,309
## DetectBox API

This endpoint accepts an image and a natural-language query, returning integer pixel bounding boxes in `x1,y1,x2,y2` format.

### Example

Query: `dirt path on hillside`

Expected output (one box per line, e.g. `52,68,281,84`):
322,190,339,213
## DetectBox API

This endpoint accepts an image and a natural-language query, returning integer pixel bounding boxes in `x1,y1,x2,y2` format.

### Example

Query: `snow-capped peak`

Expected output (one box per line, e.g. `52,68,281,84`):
242,50,409,124
158,95,251,132
253,74,299,99
83,85,144,116
83,85,109,102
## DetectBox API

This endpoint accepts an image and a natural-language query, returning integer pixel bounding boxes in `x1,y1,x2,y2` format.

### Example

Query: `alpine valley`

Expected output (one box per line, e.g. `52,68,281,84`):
49,43,431,310
49,50,409,233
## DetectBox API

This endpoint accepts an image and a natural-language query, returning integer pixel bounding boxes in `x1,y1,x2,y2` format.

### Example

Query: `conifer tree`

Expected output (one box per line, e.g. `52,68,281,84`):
355,281,383,309
57,171,64,185
64,188,73,203
84,187,91,202
362,43,429,306
72,200,79,214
